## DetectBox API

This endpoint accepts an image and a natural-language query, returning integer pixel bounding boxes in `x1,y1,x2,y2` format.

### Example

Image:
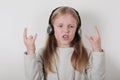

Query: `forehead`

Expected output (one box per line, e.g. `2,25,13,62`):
53,13,77,24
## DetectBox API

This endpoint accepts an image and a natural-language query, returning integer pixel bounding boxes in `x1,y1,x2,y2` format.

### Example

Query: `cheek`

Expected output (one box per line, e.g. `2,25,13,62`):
54,29,61,38
70,30,76,38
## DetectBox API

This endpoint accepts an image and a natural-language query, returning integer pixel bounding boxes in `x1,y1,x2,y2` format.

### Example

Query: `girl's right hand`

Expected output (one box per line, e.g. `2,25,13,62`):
23,28,37,54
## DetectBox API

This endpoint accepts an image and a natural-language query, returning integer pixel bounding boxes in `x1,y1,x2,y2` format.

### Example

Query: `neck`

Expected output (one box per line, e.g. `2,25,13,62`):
57,44,70,48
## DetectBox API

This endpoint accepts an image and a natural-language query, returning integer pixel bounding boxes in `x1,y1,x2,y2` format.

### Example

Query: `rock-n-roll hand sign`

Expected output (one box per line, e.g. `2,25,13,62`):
85,26,102,52
23,28,37,54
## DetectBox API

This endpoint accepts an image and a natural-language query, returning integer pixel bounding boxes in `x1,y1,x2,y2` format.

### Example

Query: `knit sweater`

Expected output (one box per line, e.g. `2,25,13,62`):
24,47,105,80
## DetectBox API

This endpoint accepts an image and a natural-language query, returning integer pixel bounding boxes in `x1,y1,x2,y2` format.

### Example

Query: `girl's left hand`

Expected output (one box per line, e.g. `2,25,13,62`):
85,26,102,52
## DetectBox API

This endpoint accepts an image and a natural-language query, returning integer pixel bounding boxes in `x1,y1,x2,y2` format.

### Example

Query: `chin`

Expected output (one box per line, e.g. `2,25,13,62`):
61,42,71,46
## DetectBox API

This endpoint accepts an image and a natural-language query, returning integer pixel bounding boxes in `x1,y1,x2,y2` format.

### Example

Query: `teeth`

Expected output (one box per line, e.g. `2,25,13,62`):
63,35,68,38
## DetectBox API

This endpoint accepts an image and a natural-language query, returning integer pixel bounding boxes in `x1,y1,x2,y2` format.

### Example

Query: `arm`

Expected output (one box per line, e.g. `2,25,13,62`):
23,28,44,80
24,49,44,80
85,26,105,80
86,51,105,80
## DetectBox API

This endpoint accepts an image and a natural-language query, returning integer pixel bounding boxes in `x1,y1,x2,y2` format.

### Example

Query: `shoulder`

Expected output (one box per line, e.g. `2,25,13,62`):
36,48,44,58
85,48,92,57
37,48,44,54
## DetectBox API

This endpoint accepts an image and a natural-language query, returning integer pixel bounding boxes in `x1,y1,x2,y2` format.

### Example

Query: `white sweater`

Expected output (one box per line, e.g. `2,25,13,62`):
24,47,105,80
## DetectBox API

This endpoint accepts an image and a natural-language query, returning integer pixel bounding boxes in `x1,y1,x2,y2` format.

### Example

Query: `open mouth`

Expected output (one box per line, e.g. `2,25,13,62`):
62,34,69,40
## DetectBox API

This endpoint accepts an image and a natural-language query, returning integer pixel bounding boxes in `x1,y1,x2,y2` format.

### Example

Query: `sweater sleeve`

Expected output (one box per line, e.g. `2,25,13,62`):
24,49,44,80
86,50,105,80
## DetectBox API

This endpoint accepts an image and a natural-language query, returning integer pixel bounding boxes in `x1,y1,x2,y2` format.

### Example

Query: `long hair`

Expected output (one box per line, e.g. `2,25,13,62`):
42,6,89,75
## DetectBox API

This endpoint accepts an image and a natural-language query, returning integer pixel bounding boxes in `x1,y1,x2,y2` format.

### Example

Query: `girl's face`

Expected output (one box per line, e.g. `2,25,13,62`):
53,14,77,47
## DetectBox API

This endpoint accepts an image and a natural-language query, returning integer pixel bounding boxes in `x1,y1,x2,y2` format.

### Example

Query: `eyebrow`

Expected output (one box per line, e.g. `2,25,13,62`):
56,23,76,25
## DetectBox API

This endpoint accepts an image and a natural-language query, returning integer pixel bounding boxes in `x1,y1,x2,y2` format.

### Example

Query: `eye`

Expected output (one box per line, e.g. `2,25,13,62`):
58,25,63,28
71,26,74,28
69,25,74,28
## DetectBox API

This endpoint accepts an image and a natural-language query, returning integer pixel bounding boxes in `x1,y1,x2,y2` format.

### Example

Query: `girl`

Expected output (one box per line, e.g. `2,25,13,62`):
23,6,105,80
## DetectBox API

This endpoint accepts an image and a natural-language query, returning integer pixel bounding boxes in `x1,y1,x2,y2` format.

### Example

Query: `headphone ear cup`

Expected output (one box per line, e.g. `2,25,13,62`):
47,25,53,35
78,28,82,36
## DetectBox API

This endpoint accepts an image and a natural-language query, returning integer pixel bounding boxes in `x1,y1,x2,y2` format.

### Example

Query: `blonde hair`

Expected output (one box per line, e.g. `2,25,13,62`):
42,6,89,75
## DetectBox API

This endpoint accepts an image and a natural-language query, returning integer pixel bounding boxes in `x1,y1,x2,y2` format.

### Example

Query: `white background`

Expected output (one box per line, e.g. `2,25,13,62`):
0,0,120,80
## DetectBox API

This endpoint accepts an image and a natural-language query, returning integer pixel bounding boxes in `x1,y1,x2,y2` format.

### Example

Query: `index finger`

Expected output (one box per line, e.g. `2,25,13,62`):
95,26,100,38
23,28,27,39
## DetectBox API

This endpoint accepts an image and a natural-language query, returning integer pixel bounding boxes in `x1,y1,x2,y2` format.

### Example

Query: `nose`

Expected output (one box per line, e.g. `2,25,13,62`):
63,26,69,33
